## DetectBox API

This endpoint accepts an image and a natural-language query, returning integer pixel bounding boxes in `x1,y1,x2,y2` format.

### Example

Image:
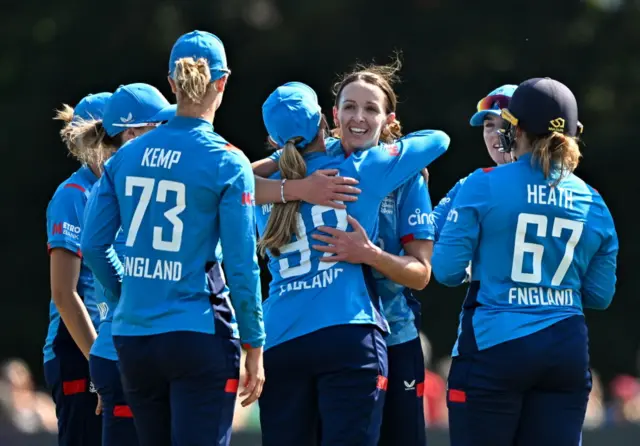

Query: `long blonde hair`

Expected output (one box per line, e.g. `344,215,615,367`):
331,56,403,144
528,131,582,184
54,106,118,169
258,137,307,257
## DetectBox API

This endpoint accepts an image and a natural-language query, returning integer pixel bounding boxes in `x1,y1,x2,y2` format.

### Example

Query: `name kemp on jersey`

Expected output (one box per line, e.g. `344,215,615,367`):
141,148,182,169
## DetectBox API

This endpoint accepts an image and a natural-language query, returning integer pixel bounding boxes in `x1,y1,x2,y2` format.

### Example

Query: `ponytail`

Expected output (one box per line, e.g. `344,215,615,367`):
173,57,212,104
258,137,307,257
63,118,120,169
530,132,582,184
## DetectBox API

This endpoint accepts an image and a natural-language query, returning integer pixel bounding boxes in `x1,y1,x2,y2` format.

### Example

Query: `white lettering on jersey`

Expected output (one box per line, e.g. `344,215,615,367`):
507,287,574,306
141,148,182,170
526,185,574,210
53,221,82,240
123,256,183,282
279,267,345,296
446,209,459,223
261,204,273,215
408,208,430,227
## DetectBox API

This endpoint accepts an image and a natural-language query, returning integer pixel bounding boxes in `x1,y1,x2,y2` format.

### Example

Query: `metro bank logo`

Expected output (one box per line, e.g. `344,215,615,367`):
241,192,254,206
51,222,81,239
52,223,63,235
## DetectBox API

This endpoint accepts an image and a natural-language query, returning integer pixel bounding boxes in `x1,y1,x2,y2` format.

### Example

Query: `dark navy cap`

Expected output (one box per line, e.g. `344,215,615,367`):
501,78,582,137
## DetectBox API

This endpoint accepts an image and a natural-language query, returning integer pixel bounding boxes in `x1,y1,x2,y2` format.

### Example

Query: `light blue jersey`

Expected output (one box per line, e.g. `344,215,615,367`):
432,153,618,356
431,175,467,241
256,130,449,350
89,228,126,361
323,139,435,347
44,165,100,363
81,116,265,348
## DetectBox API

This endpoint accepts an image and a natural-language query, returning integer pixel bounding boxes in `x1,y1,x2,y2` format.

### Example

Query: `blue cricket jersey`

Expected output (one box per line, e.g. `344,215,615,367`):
256,130,450,350
431,175,468,242
81,116,265,348
44,165,100,363
324,139,435,347
432,153,619,356
89,228,126,361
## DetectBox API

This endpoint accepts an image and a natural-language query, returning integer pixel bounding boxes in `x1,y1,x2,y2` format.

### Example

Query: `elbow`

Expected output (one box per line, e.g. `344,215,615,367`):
411,265,432,291
51,288,73,310
432,265,463,287
585,293,614,311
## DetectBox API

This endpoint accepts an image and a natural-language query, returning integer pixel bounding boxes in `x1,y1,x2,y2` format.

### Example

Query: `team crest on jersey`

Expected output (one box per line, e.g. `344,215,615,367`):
97,302,109,321
383,143,399,156
380,194,395,215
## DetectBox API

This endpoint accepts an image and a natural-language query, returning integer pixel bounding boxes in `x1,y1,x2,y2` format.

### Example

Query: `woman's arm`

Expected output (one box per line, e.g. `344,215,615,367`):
50,249,97,359
252,153,361,208
312,215,432,290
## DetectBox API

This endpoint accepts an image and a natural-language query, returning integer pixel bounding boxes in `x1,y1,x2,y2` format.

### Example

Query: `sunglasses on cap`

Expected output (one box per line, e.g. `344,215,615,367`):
476,94,511,113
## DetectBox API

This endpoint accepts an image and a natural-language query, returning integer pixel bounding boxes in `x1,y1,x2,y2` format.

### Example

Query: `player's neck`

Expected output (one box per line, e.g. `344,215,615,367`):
176,103,216,124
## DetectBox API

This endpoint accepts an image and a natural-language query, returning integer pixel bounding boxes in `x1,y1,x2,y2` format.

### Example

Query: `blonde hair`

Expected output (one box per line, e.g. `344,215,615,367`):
54,106,118,169
258,137,307,257
173,57,213,104
529,132,582,184
331,56,403,143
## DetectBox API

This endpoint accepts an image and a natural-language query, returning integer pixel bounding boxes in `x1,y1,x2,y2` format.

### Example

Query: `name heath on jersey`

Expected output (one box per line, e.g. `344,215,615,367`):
124,256,182,282
508,287,574,306
527,184,574,209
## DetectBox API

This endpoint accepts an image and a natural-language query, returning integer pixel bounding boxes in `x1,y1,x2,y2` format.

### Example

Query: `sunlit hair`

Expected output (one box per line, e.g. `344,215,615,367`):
526,131,582,184
54,106,120,169
258,118,328,257
172,57,214,104
331,55,403,143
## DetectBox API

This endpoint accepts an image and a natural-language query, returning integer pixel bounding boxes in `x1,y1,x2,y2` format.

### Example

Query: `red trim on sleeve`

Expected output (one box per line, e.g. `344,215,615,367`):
64,183,86,193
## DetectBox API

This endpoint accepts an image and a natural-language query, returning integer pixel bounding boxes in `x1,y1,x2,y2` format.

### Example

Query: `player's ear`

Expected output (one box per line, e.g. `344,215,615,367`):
168,76,178,94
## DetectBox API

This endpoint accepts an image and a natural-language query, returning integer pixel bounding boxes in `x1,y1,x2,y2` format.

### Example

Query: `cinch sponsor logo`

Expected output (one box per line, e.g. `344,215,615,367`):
408,208,430,226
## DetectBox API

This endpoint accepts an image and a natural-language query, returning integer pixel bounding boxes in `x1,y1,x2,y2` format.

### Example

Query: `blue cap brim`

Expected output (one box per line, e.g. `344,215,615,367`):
149,104,177,123
470,109,501,126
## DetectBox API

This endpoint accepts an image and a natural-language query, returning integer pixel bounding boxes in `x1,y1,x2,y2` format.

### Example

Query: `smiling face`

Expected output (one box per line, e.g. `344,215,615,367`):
333,79,396,154
483,114,511,165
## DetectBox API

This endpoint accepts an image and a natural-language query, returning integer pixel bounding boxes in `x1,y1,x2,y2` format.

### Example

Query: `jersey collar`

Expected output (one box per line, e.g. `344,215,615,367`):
79,164,99,186
165,115,214,131
515,152,533,163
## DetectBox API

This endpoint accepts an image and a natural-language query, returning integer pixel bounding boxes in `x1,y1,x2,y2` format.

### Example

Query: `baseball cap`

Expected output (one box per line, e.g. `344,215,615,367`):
102,83,175,137
262,82,322,148
470,84,517,126
169,30,229,82
73,92,112,122
501,77,581,137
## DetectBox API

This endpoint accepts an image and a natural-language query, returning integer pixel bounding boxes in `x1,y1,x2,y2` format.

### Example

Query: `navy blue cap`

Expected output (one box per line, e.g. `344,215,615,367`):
169,31,229,82
102,83,174,137
262,82,322,148
502,78,580,137
73,92,112,122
